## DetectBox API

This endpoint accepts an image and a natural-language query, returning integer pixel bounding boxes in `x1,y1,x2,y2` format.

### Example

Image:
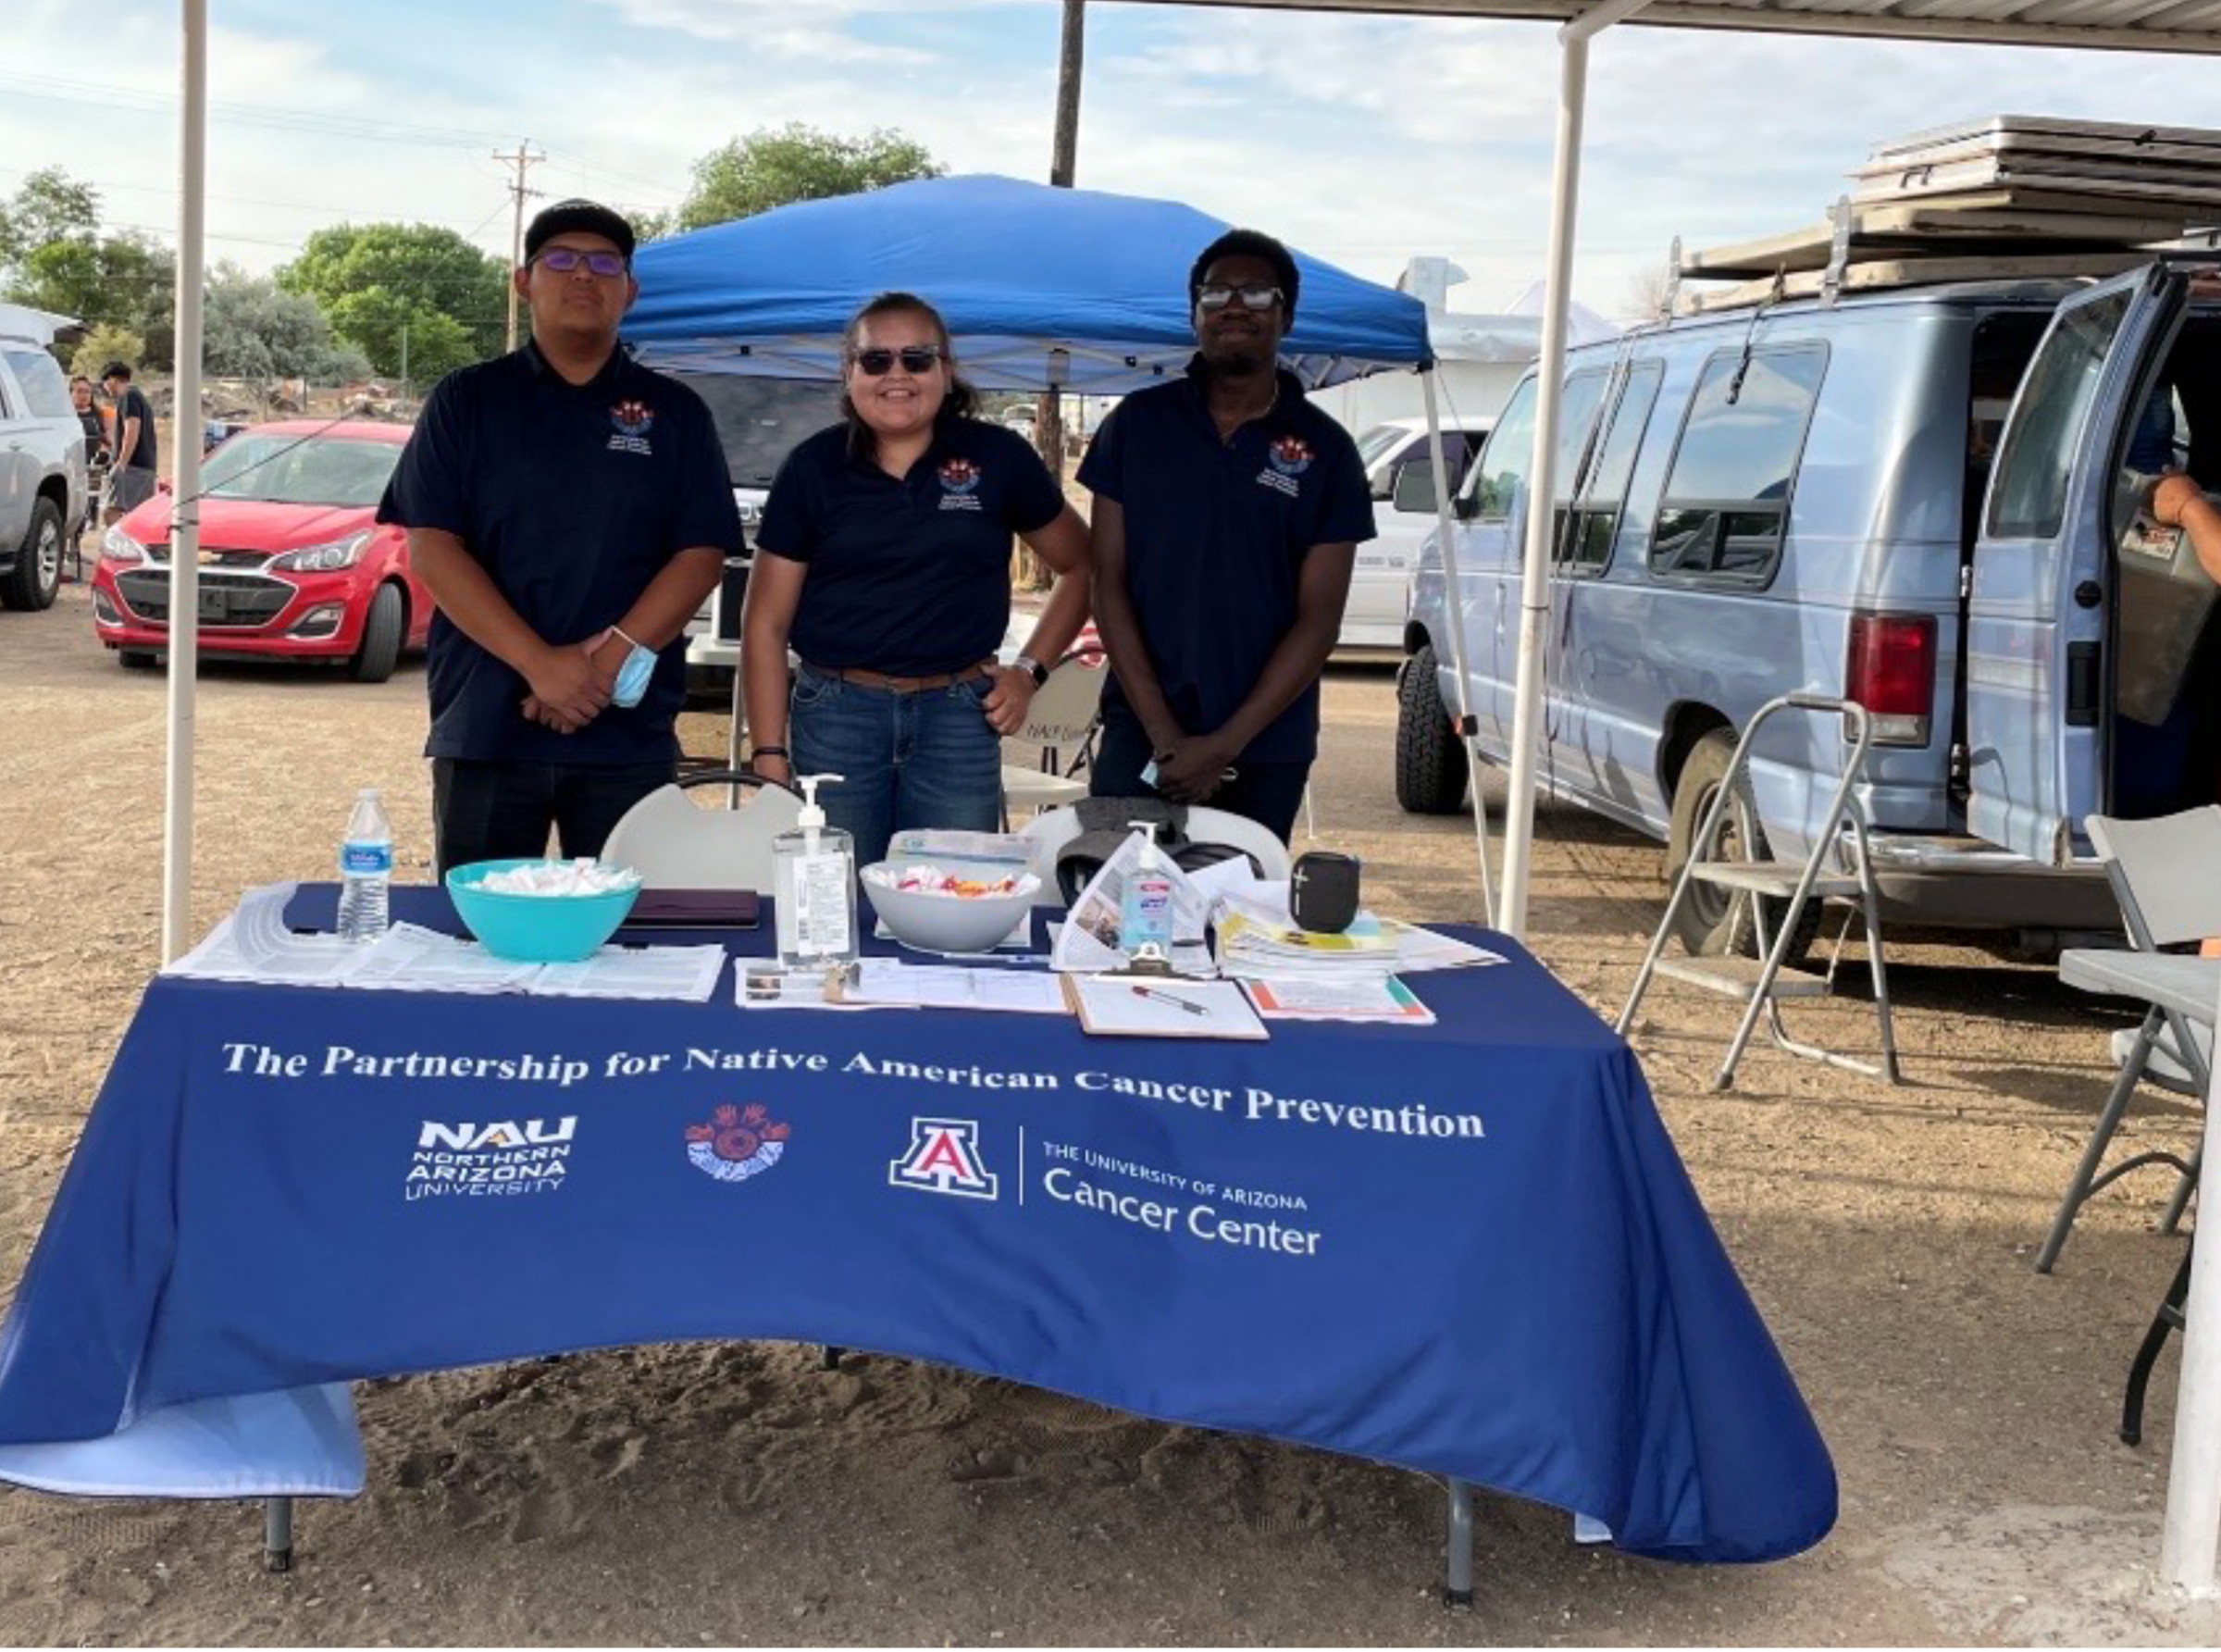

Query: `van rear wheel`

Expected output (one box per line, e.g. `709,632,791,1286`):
1665,729,1822,963
1396,644,1469,814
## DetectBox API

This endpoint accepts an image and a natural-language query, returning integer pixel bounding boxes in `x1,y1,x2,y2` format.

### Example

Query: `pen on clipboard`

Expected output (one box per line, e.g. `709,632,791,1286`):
1131,984,1209,1017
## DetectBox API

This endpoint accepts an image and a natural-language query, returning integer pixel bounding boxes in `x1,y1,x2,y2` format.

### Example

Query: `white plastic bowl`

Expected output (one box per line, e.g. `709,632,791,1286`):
862,862,1039,953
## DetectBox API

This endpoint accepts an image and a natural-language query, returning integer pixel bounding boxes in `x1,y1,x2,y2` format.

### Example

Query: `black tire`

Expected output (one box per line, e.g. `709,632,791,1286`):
348,583,404,684
1396,643,1469,814
1664,728,1823,962
118,649,157,670
0,499,65,612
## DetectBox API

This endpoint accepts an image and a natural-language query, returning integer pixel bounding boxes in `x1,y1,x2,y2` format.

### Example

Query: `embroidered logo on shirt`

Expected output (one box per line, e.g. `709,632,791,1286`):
937,455,983,512
1257,434,1312,497
608,399,655,456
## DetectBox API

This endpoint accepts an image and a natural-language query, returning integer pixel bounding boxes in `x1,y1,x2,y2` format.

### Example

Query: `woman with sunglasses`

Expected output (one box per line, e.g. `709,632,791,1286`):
743,292,1092,866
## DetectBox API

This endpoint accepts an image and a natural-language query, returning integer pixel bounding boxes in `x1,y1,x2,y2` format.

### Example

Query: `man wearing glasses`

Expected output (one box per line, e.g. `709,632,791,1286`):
1080,229,1373,843
378,198,738,872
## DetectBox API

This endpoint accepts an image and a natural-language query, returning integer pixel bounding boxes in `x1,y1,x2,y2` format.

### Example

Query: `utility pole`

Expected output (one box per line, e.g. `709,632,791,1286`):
1034,0,1086,564
400,322,410,408
494,139,546,352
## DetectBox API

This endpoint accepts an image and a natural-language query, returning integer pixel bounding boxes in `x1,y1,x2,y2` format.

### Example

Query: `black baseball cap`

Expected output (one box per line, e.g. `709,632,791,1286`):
523,198,635,264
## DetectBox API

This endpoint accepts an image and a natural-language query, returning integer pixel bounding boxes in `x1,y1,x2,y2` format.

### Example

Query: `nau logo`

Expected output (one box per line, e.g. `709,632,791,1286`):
889,1118,998,1200
685,1102,789,1184
418,1118,576,1151
1267,435,1313,477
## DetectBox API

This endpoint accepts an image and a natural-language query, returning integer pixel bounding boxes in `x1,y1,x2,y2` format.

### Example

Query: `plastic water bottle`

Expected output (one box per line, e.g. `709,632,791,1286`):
336,787,393,942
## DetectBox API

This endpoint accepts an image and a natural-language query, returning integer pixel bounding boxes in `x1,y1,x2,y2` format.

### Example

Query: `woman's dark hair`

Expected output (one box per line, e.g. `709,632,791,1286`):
1188,229,1300,328
839,291,977,459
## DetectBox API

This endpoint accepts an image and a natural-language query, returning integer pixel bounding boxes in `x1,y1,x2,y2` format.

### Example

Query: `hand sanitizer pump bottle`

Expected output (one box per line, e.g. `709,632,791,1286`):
773,774,858,974
1118,823,1175,968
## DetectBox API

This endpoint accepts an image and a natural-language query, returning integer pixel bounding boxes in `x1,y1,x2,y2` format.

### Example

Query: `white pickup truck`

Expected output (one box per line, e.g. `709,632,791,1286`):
1342,415,1491,653
670,374,843,694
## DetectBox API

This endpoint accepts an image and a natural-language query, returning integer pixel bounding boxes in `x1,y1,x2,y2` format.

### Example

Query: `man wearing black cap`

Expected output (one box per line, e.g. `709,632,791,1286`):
378,199,740,873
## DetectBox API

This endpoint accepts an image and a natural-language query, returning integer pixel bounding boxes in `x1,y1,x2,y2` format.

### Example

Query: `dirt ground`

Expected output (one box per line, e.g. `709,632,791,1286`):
0,581,2215,1647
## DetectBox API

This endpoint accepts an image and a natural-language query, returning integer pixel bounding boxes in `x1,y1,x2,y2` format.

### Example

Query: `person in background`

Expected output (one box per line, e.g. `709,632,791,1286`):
377,198,738,874
1079,229,1373,843
69,376,107,553
742,291,1091,867
101,361,156,526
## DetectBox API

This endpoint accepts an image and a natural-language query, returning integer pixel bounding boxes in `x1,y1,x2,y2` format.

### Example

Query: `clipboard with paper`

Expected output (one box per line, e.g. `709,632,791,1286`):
1062,974,1269,1039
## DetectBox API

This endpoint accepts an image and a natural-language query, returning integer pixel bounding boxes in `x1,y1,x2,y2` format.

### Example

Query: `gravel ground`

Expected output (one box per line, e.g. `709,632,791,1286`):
0,580,2214,1646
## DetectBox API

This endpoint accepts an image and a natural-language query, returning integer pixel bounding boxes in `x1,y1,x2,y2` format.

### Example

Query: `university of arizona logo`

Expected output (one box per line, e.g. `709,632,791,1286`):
888,1118,998,1200
685,1102,789,1183
937,456,983,512
1258,434,1312,498
608,399,655,455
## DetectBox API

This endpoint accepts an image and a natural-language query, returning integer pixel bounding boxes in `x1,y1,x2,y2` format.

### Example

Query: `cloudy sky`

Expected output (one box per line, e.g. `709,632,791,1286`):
3,0,2215,319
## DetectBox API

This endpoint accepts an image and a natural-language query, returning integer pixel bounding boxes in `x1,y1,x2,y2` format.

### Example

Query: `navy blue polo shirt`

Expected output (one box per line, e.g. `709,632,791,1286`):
1078,362,1373,764
757,417,1064,677
377,342,741,764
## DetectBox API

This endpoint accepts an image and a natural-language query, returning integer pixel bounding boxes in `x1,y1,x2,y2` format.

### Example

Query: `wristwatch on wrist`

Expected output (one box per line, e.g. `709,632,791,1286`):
1013,653,1049,688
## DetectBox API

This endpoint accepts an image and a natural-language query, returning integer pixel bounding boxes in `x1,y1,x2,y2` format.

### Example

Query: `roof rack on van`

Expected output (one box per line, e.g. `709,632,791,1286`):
1672,116,2221,318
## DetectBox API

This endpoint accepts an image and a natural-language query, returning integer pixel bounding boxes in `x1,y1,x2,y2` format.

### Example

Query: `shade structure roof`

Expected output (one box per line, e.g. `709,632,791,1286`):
1137,0,2221,56
621,173,1433,393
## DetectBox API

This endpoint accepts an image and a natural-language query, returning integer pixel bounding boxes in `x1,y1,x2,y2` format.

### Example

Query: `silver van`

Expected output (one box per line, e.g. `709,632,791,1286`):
0,323,88,612
1397,260,2221,951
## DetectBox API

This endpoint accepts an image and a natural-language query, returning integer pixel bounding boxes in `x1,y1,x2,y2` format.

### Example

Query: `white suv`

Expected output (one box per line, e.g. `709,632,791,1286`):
0,311,89,612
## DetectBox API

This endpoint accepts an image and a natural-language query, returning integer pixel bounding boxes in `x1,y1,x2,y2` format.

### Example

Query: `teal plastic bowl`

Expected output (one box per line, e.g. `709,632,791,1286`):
444,858,641,963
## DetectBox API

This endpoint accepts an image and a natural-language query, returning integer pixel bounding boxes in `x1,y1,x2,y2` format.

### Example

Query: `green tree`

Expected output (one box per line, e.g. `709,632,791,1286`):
204,265,370,384
326,288,474,383
6,233,176,360
0,167,100,267
676,124,942,231
278,222,508,359
69,324,146,382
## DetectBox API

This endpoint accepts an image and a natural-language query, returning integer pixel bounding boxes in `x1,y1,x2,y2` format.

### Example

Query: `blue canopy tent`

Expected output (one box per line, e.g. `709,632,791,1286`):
621,172,1432,392
620,174,1493,913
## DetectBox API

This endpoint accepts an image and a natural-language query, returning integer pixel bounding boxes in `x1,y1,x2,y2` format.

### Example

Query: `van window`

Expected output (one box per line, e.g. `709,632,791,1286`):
1463,372,1606,521
1389,429,1485,514
1985,288,2133,540
1648,345,1827,583
1561,361,1662,577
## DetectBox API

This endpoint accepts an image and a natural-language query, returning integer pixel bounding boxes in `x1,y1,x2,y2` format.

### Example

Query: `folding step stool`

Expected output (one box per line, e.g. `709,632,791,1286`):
1617,692,1902,1091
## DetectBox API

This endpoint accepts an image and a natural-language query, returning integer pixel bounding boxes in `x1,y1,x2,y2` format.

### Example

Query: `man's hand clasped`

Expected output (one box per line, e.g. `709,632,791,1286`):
521,633,625,733
1153,730,1240,803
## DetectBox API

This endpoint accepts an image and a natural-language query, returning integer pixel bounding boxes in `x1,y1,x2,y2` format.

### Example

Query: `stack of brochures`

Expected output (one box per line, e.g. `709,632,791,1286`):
1210,888,1502,981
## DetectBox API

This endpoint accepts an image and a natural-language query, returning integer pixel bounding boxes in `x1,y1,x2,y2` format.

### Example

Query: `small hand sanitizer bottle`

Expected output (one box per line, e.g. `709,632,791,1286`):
1118,823,1175,966
773,774,858,974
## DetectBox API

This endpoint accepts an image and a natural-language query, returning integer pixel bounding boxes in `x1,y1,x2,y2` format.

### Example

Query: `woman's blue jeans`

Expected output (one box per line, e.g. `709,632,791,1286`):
788,665,1002,867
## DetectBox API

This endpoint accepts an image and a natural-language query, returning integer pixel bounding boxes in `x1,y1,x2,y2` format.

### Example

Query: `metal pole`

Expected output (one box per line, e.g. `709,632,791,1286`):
2160,969,2221,1594
162,0,208,965
400,321,409,407
264,1495,293,1572
1420,369,1494,926
1035,1,1086,493
1443,1477,1474,1609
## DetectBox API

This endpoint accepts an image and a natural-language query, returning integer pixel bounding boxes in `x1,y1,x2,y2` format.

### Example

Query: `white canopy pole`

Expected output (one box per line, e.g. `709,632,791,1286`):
2160,970,2221,1594
1495,0,1651,939
1419,367,1494,926
162,0,208,963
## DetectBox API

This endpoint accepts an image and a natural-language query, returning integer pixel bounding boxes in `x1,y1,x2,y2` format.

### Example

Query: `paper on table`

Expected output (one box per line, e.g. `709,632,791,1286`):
1066,975,1268,1039
344,925,542,993
840,958,1068,1014
1050,830,1210,973
1242,973,1437,1025
163,883,365,987
736,963,882,1010
530,943,726,1002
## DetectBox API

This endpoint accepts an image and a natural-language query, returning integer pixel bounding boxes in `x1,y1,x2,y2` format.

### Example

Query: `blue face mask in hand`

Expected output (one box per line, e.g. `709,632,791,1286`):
612,641,657,708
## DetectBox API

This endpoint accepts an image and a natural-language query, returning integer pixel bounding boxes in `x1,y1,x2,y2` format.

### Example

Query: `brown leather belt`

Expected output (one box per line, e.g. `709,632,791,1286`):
802,657,998,693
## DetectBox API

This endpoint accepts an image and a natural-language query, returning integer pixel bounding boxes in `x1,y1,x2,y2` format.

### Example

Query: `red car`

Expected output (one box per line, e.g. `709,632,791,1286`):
91,420,429,681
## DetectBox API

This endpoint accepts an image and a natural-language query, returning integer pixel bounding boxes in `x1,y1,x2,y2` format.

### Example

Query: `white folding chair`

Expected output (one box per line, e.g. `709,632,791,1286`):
601,769,803,892
2040,806,2221,1272
1182,805,1294,881
1000,649,1108,823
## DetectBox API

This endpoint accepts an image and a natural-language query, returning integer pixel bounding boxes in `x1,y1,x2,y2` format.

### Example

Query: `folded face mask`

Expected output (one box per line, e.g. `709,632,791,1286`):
612,641,657,708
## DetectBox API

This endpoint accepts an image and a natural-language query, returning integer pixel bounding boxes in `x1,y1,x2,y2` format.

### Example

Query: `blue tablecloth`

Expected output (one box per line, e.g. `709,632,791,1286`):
0,888,1833,1563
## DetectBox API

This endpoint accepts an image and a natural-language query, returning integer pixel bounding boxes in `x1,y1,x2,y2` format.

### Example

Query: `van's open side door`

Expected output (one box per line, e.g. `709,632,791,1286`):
1967,265,2187,865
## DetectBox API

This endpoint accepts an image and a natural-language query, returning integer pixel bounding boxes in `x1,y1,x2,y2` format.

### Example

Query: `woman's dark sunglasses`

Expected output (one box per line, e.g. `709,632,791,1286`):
534,247,627,278
851,345,944,376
